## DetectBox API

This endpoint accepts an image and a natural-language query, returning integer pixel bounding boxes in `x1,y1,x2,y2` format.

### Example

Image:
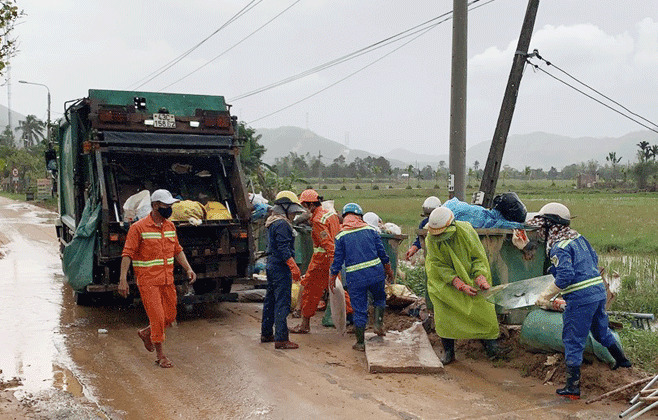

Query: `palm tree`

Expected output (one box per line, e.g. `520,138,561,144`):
15,115,45,147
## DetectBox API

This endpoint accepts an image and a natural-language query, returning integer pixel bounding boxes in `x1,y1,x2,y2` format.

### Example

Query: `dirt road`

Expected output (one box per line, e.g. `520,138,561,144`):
0,197,633,419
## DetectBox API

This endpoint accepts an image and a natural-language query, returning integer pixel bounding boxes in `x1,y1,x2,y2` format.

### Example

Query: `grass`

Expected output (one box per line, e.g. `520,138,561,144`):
611,317,658,374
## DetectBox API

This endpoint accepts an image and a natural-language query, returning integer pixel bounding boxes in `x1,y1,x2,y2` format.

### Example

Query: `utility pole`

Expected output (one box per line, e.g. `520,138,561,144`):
449,0,467,200
478,0,540,207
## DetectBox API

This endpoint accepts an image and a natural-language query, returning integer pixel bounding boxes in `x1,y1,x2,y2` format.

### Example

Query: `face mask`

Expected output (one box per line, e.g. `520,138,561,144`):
157,206,173,219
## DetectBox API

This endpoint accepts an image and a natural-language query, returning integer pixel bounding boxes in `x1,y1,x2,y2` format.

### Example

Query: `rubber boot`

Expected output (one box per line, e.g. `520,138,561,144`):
353,327,366,352
482,339,511,360
607,342,632,370
556,365,581,400
440,338,455,365
373,306,386,336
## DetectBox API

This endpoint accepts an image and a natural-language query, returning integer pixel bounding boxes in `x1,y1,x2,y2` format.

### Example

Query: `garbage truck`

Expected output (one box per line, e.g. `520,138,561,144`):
56,89,253,305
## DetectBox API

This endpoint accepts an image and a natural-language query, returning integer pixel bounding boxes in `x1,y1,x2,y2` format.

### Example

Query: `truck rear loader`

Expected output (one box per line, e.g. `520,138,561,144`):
57,89,253,305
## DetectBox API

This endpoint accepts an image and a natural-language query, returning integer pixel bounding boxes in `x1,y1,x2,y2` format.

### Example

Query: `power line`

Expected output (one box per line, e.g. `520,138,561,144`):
128,0,262,90
246,0,496,124
160,0,302,91
526,55,658,135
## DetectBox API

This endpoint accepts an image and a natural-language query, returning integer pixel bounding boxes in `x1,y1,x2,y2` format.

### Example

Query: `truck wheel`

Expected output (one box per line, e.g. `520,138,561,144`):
220,278,233,294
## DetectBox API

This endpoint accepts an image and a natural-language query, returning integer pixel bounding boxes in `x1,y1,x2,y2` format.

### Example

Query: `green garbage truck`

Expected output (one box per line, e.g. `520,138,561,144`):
56,89,253,305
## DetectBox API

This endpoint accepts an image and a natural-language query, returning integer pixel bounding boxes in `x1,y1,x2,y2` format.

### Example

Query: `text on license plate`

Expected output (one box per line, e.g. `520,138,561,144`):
153,113,176,128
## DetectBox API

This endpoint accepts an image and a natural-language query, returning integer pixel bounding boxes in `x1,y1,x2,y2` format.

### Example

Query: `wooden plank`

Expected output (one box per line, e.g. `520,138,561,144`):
365,322,444,374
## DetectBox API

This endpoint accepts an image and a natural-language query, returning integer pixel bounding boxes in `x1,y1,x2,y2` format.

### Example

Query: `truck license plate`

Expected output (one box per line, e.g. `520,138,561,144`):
153,113,176,128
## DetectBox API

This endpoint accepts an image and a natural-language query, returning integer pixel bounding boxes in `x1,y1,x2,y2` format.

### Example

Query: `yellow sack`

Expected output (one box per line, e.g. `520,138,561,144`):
291,283,301,309
205,201,232,220
171,200,206,221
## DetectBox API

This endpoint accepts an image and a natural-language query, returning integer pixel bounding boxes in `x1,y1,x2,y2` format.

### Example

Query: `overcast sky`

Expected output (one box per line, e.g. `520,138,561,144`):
3,0,657,156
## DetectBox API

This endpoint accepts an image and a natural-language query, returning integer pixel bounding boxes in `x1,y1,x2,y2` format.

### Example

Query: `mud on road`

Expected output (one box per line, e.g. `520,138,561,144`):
0,197,639,419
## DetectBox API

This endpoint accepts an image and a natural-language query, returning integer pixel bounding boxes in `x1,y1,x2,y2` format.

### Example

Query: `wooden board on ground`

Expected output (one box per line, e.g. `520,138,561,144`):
365,322,444,374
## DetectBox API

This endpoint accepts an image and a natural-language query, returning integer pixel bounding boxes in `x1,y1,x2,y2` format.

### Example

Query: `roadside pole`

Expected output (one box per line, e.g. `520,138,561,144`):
478,0,540,207
449,0,467,201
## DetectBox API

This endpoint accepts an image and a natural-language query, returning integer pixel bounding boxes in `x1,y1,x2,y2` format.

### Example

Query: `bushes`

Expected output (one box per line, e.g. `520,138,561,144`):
340,185,347,190
372,184,379,190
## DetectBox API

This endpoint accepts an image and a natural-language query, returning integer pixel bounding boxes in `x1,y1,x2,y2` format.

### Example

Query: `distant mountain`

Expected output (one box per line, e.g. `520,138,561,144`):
256,126,406,167
0,104,28,147
256,126,658,170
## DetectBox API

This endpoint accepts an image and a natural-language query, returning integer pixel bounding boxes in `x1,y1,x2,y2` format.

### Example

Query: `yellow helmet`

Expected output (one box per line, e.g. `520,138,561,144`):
274,190,301,205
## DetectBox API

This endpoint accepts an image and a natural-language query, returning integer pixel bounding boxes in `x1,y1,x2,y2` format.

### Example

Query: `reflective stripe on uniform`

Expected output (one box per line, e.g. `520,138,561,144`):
166,257,175,265
133,258,165,267
335,225,375,240
345,257,381,273
320,211,337,224
313,247,326,254
557,235,581,249
163,231,176,238
561,276,603,295
141,232,162,239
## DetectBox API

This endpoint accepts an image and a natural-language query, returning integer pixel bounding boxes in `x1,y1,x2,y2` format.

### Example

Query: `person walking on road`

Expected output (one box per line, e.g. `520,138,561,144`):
329,203,394,351
119,189,197,368
532,202,632,400
424,207,507,365
291,189,353,334
260,191,305,349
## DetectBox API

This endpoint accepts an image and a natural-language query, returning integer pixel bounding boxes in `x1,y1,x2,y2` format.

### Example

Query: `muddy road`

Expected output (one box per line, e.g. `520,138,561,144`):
0,196,632,419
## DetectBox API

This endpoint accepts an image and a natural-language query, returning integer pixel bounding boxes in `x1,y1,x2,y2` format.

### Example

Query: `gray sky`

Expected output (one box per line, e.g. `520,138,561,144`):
3,0,657,156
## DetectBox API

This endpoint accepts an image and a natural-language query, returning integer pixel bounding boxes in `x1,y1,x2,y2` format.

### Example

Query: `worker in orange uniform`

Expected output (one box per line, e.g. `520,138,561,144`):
118,189,196,368
291,189,352,334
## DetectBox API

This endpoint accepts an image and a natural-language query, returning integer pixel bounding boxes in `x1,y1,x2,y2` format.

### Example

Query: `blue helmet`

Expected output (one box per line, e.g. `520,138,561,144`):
342,202,363,217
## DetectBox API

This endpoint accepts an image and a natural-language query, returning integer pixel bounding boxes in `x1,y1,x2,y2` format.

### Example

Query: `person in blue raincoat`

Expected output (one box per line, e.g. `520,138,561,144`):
260,191,305,350
533,202,631,400
329,203,394,351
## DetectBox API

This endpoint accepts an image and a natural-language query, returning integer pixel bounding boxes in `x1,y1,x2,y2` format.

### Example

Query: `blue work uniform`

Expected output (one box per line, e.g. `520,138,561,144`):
549,235,616,367
331,226,390,329
412,218,429,249
261,219,295,342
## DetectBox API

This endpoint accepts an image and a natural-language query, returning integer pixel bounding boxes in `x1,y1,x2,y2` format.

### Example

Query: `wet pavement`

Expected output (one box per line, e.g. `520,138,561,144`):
0,196,630,419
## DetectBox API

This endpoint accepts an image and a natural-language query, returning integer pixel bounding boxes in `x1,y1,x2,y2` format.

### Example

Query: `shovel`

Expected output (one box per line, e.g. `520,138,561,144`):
478,274,555,309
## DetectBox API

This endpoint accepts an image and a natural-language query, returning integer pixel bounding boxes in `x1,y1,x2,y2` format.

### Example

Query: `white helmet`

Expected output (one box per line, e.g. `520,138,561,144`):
538,202,571,226
422,196,442,216
427,207,454,235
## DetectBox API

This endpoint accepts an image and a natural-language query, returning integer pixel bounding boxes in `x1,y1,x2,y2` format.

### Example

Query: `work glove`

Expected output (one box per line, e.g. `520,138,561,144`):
535,282,562,309
384,263,395,284
328,273,338,292
286,257,301,282
452,277,478,297
405,245,419,261
474,275,491,290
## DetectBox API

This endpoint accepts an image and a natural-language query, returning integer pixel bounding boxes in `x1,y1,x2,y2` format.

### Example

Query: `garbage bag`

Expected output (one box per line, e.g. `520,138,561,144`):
62,198,101,292
122,190,151,222
492,192,527,223
205,201,232,220
171,200,206,221
291,283,301,309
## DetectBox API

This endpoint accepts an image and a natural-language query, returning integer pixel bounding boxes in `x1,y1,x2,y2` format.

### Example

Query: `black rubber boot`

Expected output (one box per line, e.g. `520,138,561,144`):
373,306,386,336
607,341,632,370
440,338,455,365
556,365,581,400
353,327,366,352
482,339,511,360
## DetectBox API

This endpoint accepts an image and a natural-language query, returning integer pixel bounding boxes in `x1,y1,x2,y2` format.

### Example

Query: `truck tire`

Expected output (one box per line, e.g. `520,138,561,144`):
220,278,233,294
73,290,94,306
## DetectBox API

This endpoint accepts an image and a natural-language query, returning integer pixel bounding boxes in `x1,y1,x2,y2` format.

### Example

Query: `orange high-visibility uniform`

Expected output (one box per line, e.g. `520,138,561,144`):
300,207,352,318
122,214,183,343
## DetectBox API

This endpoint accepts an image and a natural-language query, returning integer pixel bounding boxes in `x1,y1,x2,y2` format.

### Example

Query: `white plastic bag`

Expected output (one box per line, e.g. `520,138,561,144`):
329,278,347,336
383,222,402,235
123,190,151,222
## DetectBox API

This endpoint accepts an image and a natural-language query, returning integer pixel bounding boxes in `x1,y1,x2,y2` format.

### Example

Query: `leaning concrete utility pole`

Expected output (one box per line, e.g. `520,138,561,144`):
478,0,540,207
448,0,467,200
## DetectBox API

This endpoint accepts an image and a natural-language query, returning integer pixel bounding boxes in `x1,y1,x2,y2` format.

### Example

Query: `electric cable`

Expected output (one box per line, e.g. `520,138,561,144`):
232,0,493,102
531,51,658,130
128,0,262,90
246,0,496,124
526,58,658,135
159,0,302,91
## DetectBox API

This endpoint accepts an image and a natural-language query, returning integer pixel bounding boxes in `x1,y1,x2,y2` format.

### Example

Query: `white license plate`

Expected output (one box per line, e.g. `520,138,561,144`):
153,113,176,128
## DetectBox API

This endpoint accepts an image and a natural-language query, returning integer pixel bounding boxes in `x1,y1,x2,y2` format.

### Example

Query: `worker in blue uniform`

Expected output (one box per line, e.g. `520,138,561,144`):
533,202,631,400
405,196,442,260
329,203,394,351
260,191,305,350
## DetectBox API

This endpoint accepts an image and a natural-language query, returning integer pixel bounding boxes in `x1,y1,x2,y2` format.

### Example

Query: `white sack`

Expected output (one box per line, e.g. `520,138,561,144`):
329,278,347,336
123,190,151,222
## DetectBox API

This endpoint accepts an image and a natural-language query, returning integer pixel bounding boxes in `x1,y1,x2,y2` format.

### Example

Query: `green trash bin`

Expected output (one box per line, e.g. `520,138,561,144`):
294,225,314,275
